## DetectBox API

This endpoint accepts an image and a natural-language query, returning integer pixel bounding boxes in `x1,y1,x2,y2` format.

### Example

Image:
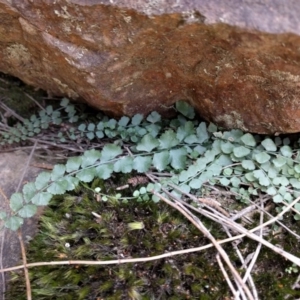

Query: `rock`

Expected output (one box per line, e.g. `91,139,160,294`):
1,1,300,133
0,151,44,294
100,0,300,34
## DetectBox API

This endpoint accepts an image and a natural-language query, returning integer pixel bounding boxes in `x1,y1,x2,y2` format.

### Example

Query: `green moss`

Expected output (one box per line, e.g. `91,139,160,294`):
7,176,300,299
7,179,228,299
0,72,46,119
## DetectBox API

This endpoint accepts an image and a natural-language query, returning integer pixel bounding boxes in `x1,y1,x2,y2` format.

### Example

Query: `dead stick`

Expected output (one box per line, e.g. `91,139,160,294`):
18,230,31,300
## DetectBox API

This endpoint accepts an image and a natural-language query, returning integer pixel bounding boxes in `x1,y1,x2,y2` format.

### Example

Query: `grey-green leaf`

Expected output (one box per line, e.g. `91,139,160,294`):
290,178,300,189
78,123,86,132
221,141,234,154
159,130,179,149
259,175,270,186
219,177,230,186
60,97,69,107
81,149,101,168
245,172,256,182
153,151,170,171
223,168,233,176
5,216,23,231
51,164,66,181
253,169,264,179
146,111,161,123
176,121,194,142
18,204,37,218
184,134,198,144
47,180,68,195
133,156,152,173
266,186,277,195
131,114,144,126
242,160,256,170
22,182,37,203
196,122,209,143
189,178,203,189
272,156,286,168
273,194,283,203
261,138,277,151
113,157,133,173
178,170,190,182
215,154,232,166
66,156,82,173
118,116,130,127
280,145,292,158
76,168,96,182
96,131,104,138
207,163,222,176
187,164,202,178
255,152,271,164
96,164,114,180
105,119,117,129
31,192,53,206
136,134,159,152
233,146,251,158
208,123,218,133
231,176,241,187
170,148,187,170
175,101,195,119
101,144,122,161
0,212,6,220
88,123,95,131
240,133,256,147
64,176,80,191
86,132,95,140
273,177,289,186
35,172,51,190
295,165,300,174
253,169,270,186
10,193,23,212
146,124,161,138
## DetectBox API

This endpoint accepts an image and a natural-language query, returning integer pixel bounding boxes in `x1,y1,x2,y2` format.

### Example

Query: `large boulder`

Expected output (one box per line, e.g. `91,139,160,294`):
1,0,300,133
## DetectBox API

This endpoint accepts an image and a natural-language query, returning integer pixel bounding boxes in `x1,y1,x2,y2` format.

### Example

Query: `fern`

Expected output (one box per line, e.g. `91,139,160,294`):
2,99,300,230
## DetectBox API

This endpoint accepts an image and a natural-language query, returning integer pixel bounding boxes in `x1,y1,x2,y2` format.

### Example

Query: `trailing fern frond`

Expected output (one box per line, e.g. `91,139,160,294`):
2,100,300,230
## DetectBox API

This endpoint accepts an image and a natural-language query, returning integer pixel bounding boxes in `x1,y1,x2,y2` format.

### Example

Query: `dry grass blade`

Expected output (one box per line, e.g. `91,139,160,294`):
147,174,300,297
216,253,240,299
222,224,257,300
235,199,265,300
17,230,31,300
152,190,255,300
24,93,45,111
165,180,300,266
16,141,37,192
0,101,25,122
231,193,300,240
0,231,263,273
13,141,38,300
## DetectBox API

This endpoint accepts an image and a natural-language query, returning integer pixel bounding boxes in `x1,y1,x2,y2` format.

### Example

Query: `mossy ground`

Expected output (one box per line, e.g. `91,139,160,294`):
6,175,300,299
0,73,46,119
7,177,227,299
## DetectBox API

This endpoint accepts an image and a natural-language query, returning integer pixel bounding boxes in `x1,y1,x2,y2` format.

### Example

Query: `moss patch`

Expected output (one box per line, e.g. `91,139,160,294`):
6,178,300,299
7,181,227,299
0,72,46,119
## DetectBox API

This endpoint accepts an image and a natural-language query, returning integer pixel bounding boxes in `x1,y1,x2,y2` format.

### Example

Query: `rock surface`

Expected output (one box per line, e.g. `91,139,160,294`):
0,151,43,295
99,0,300,34
1,1,300,133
